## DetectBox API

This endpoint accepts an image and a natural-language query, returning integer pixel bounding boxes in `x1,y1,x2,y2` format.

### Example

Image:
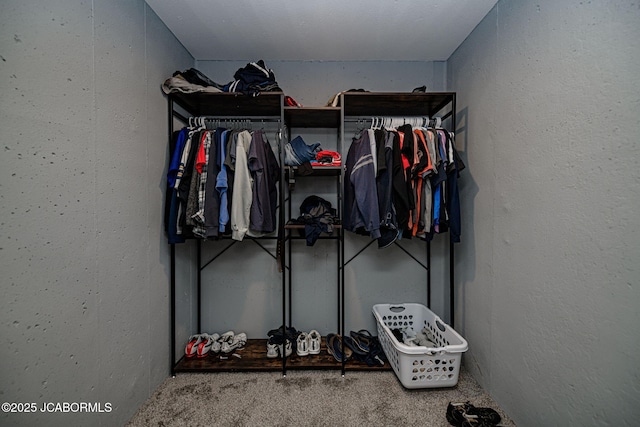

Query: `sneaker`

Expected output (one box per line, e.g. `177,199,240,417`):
343,335,367,356
268,325,299,353
446,402,501,427
308,330,321,355
210,333,222,354
266,339,279,358
196,333,216,358
185,334,203,358
279,339,293,358
296,332,309,356
221,332,247,354
326,333,352,363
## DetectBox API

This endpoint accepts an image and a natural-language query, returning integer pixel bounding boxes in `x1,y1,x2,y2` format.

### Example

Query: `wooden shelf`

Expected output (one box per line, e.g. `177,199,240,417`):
285,165,342,177
170,92,283,117
285,224,342,230
174,338,391,373
342,91,455,117
284,106,341,128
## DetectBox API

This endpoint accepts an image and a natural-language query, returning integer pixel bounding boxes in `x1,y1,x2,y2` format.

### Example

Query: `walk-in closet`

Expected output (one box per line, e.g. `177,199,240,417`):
3,1,637,426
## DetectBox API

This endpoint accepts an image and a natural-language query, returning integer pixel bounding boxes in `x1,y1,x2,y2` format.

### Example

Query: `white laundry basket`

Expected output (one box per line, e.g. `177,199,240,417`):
372,303,468,389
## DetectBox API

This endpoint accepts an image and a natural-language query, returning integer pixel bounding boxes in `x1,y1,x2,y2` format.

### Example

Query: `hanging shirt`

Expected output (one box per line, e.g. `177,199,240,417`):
216,129,230,234
248,130,280,234
230,130,253,241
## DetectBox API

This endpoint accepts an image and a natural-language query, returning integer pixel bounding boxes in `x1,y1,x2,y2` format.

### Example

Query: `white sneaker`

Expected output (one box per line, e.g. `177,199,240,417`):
209,333,222,353
185,334,203,358
280,339,292,358
266,340,279,358
196,333,216,358
221,332,247,354
296,332,309,356
308,330,321,355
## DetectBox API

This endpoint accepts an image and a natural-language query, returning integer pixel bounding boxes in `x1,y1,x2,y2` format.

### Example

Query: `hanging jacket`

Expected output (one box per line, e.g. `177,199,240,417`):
344,132,381,239
390,131,411,234
166,129,188,244
216,129,230,234
230,131,253,241
248,130,280,234
446,132,465,243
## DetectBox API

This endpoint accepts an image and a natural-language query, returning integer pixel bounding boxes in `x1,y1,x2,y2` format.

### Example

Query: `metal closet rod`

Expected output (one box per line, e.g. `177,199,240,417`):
190,116,281,122
343,111,452,123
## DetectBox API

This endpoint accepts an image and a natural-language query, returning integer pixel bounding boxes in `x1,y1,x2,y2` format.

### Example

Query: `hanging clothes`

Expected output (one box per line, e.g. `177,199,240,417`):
248,129,280,235
342,118,464,247
343,131,381,240
215,128,230,234
164,121,281,244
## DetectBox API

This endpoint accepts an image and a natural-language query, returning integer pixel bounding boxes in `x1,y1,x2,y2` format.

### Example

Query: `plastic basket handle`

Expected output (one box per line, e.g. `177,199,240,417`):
424,349,447,356
388,305,407,313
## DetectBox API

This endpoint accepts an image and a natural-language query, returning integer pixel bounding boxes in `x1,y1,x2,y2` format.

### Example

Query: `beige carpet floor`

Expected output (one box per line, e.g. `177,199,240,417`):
127,367,515,426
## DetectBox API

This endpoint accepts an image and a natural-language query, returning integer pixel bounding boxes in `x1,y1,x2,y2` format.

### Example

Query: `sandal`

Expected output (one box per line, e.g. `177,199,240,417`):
343,335,367,356
349,329,374,353
326,333,352,362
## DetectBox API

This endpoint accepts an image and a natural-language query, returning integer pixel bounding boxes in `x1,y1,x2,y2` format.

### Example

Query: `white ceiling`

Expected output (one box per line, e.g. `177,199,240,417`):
146,0,498,62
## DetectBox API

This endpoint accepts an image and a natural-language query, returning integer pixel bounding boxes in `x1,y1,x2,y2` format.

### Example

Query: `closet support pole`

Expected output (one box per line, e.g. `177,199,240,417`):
170,244,176,376
450,239,455,328
427,240,431,309
197,239,202,333
340,96,346,377
450,94,457,328
168,96,177,376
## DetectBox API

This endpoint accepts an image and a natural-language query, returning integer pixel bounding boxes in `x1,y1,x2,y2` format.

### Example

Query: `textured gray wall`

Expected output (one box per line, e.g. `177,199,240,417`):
448,0,640,425
0,1,193,426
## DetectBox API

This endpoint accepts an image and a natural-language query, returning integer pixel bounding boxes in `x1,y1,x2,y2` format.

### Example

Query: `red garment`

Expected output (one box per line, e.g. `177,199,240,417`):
310,150,342,167
195,132,208,174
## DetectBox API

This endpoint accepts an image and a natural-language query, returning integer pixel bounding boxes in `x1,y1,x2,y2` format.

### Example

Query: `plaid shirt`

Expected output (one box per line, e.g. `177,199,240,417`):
191,131,212,237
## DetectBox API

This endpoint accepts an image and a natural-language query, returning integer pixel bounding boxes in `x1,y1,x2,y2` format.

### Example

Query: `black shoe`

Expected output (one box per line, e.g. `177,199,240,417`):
267,325,300,352
447,402,501,426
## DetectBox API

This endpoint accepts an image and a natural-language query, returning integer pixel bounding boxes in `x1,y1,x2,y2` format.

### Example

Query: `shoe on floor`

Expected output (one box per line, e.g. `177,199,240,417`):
266,338,279,358
196,333,218,358
349,330,372,353
343,335,367,356
296,332,309,356
446,401,501,427
209,333,222,353
268,325,299,353
185,334,203,358
267,334,292,358
278,339,292,358
326,333,352,363
221,332,247,354
308,330,321,355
